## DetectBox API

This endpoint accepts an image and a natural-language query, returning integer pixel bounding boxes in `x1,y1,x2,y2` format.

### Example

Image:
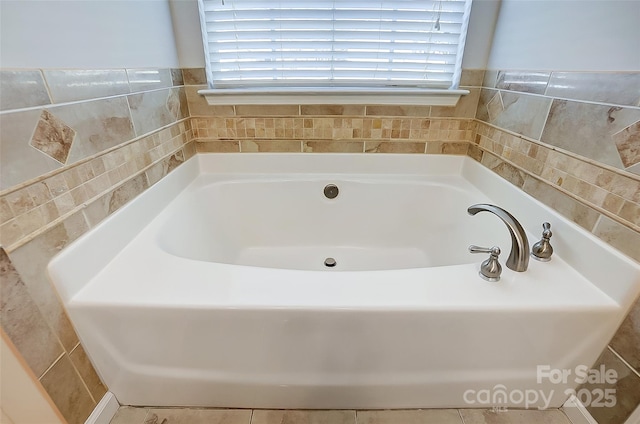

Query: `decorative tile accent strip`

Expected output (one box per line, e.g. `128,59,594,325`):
474,121,640,235
0,119,193,251
192,117,474,145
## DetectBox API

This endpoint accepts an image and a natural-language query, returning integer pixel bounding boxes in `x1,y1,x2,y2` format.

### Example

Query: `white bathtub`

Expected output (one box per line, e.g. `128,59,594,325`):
48,154,640,409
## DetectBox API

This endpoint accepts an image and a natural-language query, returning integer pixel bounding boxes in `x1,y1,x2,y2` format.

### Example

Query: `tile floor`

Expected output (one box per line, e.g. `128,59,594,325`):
110,407,573,424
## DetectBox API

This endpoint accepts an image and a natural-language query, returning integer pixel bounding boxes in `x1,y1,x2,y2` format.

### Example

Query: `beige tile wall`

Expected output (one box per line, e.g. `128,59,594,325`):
0,68,194,424
476,70,640,424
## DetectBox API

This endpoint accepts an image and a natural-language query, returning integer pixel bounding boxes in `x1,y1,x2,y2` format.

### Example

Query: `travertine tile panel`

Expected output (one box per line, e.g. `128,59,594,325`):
580,348,640,424
30,110,76,164
43,69,129,103
460,69,485,87
482,70,499,88
431,88,480,118
459,409,571,424
0,109,62,190
251,410,355,424
613,120,640,168
69,344,107,402
127,68,173,92
182,68,207,85
0,70,51,111
111,406,149,424
51,97,136,164
429,142,469,155
40,354,96,424
236,105,299,116
8,213,88,350
481,153,526,188
301,105,365,115
185,85,235,117
546,72,640,106
490,91,552,140
303,141,363,153
468,144,484,162
485,91,503,122
618,201,640,226
611,296,640,373
541,100,640,169
171,68,184,86
0,247,64,377
357,409,462,424
522,176,600,231
145,408,251,424
145,150,186,186
0,197,13,222
196,141,240,153
241,140,301,152
365,141,425,153
593,215,640,262
496,70,551,95
128,88,185,136
366,105,430,117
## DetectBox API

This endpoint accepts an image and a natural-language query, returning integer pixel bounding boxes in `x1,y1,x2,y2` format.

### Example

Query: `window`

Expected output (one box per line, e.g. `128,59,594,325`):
197,0,473,105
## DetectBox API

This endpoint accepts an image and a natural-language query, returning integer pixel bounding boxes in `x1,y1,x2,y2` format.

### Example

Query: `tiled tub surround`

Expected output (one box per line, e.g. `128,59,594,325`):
478,71,640,175
476,70,640,424
184,68,485,155
0,121,195,423
0,68,187,189
0,67,193,424
0,67,638,423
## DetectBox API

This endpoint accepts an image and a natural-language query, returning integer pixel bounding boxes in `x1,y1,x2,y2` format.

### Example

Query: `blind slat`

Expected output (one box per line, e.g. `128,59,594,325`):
199,0,472,89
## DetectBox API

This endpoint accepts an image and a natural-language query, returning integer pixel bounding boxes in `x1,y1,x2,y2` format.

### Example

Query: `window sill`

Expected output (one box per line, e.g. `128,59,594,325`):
198,87,469,106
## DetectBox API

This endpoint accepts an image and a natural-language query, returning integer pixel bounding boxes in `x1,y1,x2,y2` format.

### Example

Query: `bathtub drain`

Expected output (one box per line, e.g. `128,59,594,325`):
324,257,337,268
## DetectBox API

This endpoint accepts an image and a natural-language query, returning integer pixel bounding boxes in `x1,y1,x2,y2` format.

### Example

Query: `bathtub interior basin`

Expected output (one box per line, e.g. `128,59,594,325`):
157,173,513,271
47,153,640,409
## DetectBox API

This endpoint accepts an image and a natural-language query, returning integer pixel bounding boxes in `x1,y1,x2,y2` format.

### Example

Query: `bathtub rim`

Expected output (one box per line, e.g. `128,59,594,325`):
48,153,640,310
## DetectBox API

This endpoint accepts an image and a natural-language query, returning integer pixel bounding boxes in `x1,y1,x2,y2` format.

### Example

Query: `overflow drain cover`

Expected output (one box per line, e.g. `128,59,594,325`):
324,184,339,199
324,257,337,267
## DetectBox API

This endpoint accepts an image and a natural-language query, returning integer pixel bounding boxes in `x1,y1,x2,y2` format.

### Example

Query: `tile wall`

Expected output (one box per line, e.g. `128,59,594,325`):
0,68,195,423
184,68,484,154
475,70,640,424
1,67,638,424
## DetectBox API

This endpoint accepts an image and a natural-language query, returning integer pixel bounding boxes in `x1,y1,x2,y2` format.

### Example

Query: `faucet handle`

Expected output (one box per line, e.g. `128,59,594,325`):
531,222,553,262
469,245,502,282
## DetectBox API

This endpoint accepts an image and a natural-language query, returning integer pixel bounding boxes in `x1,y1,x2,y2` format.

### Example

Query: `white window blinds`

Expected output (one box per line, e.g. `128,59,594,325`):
198,0,473,90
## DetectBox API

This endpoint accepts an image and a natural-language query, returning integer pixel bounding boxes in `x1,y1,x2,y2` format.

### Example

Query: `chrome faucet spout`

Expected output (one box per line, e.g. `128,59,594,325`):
468,204,530,272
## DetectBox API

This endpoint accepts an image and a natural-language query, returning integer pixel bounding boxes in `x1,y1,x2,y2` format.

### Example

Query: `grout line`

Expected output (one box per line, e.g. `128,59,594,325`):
479,79,640,111
0,85,178,117
38,351,65,380
543,71,553,97
608,345,640,379
536,96,554,142
458,409,466,424
69,341,81,355
142,408,151,424
39,68,56,105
